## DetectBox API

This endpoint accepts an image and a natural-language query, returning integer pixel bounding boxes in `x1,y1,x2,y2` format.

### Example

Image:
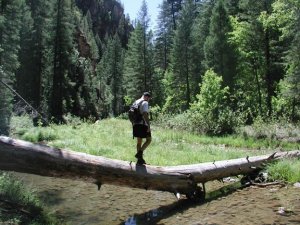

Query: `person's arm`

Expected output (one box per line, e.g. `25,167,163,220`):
143,112,151,132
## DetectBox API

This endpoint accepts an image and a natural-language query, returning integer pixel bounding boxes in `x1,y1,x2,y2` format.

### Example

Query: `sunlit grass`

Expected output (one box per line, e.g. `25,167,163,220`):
10,117,299,182
267,159,300,183
14,118,277,166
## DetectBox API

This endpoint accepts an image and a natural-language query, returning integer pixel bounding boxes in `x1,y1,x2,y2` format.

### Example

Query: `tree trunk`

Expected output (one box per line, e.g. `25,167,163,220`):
0,136,299,198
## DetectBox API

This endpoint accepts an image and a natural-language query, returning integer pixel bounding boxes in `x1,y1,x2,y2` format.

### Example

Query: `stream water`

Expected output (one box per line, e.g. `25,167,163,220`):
14,172,300,225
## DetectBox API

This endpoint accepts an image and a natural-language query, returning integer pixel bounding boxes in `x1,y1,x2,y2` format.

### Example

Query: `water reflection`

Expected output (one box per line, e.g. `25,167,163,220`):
122,182,243,225
12,172,300,225
124,209,161,225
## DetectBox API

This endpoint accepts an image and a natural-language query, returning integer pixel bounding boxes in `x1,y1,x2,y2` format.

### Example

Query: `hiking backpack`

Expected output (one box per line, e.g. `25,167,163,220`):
128,100,144,124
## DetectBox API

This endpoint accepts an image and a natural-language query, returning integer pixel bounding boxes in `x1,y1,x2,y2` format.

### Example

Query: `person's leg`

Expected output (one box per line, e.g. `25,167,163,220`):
141,136,152,151
135,125,151,164
135,137,143,158
137,135,151,164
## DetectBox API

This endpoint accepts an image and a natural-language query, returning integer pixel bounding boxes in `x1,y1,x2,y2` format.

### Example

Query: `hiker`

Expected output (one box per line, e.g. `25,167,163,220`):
132,92,152,164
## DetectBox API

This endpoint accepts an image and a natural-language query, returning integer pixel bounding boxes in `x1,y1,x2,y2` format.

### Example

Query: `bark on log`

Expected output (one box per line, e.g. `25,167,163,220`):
0,136,299,196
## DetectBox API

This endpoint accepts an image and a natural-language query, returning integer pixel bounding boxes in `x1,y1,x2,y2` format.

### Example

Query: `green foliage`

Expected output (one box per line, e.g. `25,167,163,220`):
9,114,34,136
123,1,154,101
167,0,197,112
0,172,62,225
0,0,24,135
204,0,237,90
271,0,300,120
123,22,150,100
272,79,300,120
237,117,300,145
190,69,234,134
0,173,38,207
190,0,213,90
9,115,57,142
21,128,58,143
154,111,194,132
154,0,174,71
16,0,54,118
50,0,76,122
2,0,300,135
229,14,266,119
97,35,124,116
268,159,300,183
162,69,185,113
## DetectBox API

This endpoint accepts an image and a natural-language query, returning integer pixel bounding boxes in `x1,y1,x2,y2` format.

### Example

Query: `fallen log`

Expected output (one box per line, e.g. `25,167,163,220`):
0,136,299,199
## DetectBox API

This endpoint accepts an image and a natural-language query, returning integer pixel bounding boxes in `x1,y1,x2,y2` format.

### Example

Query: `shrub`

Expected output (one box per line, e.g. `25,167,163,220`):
9,115,34,137
21,128,57,142
189,69,238,135
237,117,300,142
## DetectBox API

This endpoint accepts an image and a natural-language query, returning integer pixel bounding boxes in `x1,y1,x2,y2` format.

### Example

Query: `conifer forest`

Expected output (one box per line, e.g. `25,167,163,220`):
0,0,299,135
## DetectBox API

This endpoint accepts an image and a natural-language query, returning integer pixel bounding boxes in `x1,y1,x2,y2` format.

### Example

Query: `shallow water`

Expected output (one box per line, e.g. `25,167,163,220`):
14,173,300,225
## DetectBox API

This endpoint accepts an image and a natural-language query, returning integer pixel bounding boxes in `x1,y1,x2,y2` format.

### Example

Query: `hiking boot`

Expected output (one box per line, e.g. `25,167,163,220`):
137,157,146,165
135,151,143,159
135,151,146,164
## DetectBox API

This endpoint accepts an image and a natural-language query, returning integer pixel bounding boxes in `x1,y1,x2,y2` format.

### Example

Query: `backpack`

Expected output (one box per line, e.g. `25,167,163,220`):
128,100,144,124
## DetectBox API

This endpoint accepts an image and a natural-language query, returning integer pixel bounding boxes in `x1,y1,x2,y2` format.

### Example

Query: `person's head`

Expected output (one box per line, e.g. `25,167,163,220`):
142,92,151,101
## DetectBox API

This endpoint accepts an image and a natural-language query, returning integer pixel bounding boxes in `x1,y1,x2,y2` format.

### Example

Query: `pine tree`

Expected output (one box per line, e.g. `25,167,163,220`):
191,0,215,96
51,0,75,122
124,23,146,101
167,0,183,30
117,14,132,48
0,0,23,134
230,1,267,117
22,0,54,116
230,0,282,118
84,10,99,59
16,2,34,109
167,0,197,112
204,0,237,90
98,35,124,116
138,0,151,90
272,0,300,120
123,0,154,102
154,0,174,71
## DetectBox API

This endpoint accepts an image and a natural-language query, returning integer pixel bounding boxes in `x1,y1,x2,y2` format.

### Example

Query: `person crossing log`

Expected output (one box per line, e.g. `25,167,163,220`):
0,136,299,200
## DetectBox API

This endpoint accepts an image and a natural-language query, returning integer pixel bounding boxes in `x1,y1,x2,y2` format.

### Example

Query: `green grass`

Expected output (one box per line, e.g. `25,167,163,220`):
0,172,62,225
11,118,293,165
9,116,300,181
267,159,300,183
15,118,241,166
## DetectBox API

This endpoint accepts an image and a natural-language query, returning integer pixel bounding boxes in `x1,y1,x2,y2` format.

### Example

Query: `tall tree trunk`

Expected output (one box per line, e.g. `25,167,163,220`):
185,43,190,109
265,28,272,116
51,0,63,122
170,1,176,30
253,59,263,115
264,0,272,117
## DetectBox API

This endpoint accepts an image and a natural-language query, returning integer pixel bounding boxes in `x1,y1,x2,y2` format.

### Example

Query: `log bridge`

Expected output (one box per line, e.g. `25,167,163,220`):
0,136,299,200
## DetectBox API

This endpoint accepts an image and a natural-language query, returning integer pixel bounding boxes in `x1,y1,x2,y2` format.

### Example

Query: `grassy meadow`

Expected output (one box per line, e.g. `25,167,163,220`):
9,117,284,165
8,115,300,182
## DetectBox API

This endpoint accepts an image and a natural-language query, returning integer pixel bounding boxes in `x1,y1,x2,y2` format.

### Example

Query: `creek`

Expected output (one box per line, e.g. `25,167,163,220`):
14,173,300,225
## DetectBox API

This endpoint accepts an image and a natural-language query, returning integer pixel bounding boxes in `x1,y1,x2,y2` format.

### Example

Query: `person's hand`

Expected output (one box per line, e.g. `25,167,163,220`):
147,127,151,133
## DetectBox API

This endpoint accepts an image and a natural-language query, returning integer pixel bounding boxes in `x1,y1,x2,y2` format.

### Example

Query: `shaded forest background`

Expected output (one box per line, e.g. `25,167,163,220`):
0,0,299,136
